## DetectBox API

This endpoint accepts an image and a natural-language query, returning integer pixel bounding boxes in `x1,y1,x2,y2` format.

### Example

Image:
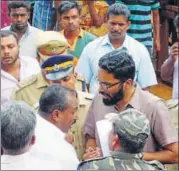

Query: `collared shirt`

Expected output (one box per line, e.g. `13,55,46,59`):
116,0,160,48
83,85,178,153
29,114,79,170
161,57,178,99
78,151,164,170
75,34,157,94
1,56,40,105
61,29,96,66
1,152,62,170
2,23,41,58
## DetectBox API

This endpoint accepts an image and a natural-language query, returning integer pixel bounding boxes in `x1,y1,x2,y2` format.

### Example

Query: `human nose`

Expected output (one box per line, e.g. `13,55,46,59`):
69,18,74,24
17,15,23,22
3,47,10,54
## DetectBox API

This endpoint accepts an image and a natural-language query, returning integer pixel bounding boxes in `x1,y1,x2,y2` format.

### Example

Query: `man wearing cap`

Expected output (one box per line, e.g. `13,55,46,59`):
83,48,178,164
12,31,93,160
12,31,88,108
78,109,164,170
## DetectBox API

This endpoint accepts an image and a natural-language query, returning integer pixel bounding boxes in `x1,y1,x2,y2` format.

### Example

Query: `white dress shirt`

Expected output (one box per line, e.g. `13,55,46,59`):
1,56,40,105
1,152,62,170
2,23,41,58
29,114,79,170
76,34,157,94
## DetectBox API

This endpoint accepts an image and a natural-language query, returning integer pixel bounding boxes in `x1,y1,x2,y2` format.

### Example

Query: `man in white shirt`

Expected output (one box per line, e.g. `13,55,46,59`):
75,3,157,94
0,30,40,105
34,84,80,170
1,101,62,170
2,1,41,58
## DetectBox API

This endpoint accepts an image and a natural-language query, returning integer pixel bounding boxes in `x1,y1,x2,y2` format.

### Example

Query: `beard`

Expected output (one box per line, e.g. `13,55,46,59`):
101,86,124,106
14,22,27,31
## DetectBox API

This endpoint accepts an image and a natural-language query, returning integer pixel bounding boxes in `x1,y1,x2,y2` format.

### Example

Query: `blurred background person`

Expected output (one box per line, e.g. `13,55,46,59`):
58,1,96,66
2,1,41,58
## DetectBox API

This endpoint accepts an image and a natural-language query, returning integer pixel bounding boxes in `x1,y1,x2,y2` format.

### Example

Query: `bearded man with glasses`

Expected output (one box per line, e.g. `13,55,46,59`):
82,48,178,165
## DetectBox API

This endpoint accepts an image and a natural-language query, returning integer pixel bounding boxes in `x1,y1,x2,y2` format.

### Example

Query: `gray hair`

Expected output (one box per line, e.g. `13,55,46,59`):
58,1,81,15
107,3,130,20
0,30,19,43
38,84,78,117
1,101,36,155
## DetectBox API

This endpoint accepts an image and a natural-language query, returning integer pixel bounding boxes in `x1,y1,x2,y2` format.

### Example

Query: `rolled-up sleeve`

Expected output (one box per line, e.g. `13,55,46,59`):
152,100,178,147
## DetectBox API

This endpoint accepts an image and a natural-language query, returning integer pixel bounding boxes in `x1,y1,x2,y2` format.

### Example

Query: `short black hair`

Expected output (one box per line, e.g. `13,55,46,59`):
174,15,179,29
58,1,81,15
107,3,130,20
0,30,19,43
8,1,31,13
99,48,136,82
38,84,77,117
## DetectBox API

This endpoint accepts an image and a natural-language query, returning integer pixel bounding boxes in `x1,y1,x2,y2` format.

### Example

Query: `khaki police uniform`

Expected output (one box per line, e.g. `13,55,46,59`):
12,72,93,160
69,91,93,161
12,73,88,110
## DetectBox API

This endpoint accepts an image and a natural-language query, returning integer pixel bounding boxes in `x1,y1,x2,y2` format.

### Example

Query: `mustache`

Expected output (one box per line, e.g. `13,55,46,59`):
100,92,111,98
111,31,121,34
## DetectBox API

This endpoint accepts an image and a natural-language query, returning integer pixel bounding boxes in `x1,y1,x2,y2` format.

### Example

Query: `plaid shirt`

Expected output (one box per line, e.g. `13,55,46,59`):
32,0,55,31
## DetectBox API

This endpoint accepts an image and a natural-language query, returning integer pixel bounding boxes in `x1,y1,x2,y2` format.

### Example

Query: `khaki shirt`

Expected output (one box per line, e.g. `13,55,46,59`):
12,72,93,160
70,91,94,161
12,72,87,109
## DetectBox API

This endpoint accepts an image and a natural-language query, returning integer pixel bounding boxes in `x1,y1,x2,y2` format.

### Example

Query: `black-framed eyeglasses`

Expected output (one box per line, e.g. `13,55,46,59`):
98,80,121,89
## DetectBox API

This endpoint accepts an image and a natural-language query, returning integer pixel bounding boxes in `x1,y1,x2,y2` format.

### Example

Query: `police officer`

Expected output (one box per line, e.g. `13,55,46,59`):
12,31,92,160
12,31,88,108
78,109,164,170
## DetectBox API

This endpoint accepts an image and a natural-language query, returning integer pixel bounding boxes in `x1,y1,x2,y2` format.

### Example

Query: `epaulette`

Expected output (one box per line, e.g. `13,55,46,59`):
78,156,108,169
17,75,37,91
143,160,165,170
78,91,94,100
77,73,86,82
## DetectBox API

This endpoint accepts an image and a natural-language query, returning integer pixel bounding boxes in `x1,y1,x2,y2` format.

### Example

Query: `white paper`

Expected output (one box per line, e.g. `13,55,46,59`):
96,120,112,157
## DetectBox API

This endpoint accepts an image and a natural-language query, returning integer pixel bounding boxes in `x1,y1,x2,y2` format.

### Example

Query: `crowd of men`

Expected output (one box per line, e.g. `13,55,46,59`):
1,1,178,170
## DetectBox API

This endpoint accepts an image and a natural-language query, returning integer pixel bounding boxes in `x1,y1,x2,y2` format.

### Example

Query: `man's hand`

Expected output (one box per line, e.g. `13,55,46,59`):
83,147,101,160
171,42,179,63
155,38,161,52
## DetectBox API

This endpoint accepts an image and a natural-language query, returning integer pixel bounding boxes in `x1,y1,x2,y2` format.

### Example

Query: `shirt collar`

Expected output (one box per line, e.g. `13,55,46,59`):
36,73,49,89
127,84,143,111
101,34,129,50
111,151,143,160
10,23,31,35
1,152,30,164
61,29,84,38
113,83,142,112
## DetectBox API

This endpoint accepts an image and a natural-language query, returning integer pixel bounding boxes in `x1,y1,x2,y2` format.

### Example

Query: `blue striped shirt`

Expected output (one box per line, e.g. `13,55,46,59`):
32,1,55,31
116,0,160,47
